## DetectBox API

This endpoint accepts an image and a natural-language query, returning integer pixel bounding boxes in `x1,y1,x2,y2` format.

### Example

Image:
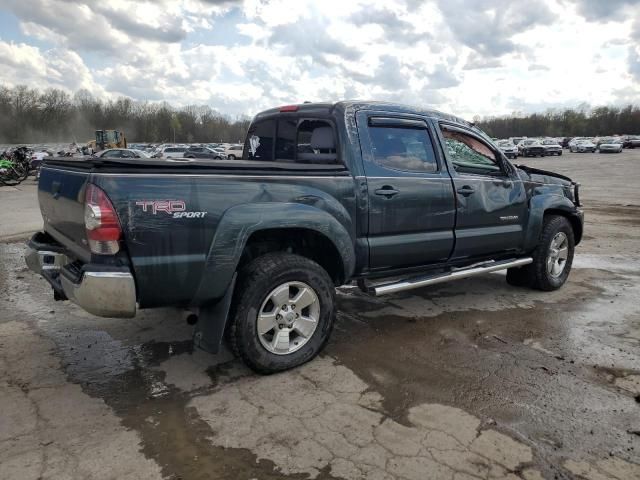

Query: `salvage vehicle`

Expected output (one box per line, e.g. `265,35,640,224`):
184,146,227,160
153,145,187,158
596,138,623,153
496,140,518,159
518,139,546,157
570,139,596,153
541,139,562,156
26,101,584,374
622,135,640,149
224,144,244,159
97,148,151,159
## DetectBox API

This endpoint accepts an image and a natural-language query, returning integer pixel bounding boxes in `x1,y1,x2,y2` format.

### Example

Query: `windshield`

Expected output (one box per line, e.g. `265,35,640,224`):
542,140,556,145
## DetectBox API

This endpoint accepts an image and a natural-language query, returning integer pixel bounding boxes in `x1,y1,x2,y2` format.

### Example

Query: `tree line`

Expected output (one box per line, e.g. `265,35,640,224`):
0,85,251,144
476,105,640,139
1,84,638,144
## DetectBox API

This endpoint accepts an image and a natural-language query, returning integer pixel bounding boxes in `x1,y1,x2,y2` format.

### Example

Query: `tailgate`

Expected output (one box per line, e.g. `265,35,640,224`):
38,162,91,260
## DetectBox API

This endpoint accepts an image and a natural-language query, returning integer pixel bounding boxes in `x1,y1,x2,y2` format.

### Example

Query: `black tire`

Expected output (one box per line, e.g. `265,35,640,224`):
506,215,575,291
506,266,533,287
229,253,335,374
228,154,236,160
558,151,562,156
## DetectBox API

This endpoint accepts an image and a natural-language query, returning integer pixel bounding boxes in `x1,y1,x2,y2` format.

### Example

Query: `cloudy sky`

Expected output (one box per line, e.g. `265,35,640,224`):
0,0,638,119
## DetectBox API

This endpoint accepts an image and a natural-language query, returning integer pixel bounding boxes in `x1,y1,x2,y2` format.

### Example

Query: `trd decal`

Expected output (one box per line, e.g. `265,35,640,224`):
135,200,207,219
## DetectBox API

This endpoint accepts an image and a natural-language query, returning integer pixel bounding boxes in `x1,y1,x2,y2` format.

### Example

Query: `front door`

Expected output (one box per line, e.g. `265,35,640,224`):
437,124,528,260
357,112,456,271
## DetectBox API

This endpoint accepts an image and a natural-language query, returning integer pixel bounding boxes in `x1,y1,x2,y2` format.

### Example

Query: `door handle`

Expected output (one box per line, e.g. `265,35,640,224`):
374,186,399,198
456,185,475,196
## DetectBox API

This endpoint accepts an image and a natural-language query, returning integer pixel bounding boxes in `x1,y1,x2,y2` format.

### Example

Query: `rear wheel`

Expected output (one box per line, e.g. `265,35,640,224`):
228,154,236,160
229,253,335,374
506,215,575,291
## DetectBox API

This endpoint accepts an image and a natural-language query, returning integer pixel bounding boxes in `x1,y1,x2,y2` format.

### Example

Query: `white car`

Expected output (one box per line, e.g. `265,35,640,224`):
224,144,244,159
496,140,518,159
98,149,151,159
541,139,562,156
597,138,623,153
155,146,187,158
570,140,596,153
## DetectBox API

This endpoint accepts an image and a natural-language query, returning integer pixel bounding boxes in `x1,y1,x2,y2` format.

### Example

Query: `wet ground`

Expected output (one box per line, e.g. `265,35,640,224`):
1,151,639,479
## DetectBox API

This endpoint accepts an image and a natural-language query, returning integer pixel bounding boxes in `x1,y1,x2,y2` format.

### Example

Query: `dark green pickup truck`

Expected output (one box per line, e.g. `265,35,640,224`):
26,101,584,373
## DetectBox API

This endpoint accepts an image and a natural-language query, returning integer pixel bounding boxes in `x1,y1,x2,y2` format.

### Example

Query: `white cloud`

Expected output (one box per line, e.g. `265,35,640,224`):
0,0,637,119
0,40,106,94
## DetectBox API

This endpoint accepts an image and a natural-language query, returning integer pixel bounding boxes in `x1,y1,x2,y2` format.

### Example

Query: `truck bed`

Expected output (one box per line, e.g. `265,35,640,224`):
37,157,357,309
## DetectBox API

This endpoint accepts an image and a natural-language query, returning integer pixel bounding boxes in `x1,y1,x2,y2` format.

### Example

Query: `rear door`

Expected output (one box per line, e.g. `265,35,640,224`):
436,123,527,259
357,111,456,271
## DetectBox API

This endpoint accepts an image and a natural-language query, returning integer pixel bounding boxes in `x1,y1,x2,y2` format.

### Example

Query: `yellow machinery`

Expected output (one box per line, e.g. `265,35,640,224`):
88,130,127,152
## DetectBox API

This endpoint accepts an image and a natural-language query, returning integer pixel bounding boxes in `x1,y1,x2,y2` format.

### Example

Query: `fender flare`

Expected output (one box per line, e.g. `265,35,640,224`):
192,202,356,304
524,194,583,251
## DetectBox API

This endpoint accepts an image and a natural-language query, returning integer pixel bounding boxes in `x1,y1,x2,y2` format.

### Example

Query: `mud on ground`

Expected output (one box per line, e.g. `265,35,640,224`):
1,151,639,480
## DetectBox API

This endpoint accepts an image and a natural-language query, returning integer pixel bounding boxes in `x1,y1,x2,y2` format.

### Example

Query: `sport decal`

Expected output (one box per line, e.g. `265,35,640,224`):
135,200,208,219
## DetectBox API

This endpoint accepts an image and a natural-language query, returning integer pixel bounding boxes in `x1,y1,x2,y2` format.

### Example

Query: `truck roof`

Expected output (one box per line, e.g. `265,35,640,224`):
253,100,474,129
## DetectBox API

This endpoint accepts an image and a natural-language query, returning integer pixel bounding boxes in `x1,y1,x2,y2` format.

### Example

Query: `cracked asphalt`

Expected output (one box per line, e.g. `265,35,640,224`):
1,151,639,479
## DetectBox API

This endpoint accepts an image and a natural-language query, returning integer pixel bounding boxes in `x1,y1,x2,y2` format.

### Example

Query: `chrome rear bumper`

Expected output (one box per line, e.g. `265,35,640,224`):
25,241,137,318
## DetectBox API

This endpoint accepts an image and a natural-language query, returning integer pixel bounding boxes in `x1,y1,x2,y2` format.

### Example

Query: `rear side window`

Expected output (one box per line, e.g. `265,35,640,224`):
369,127,438,172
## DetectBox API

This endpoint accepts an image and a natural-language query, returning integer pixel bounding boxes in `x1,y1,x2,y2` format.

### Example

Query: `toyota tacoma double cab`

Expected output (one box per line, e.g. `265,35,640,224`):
26,101,584,373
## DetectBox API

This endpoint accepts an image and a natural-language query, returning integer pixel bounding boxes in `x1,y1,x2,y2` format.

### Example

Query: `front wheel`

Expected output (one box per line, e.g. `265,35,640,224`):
229,253,335,374
506,215,575,291
228,154,236,160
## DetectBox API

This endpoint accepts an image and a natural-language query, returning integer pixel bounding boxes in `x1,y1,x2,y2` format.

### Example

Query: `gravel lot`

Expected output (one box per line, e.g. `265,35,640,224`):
1,151,639,480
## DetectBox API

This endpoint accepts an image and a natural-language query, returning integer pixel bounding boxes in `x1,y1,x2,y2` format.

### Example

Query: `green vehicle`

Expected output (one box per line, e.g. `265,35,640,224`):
0,157,29,186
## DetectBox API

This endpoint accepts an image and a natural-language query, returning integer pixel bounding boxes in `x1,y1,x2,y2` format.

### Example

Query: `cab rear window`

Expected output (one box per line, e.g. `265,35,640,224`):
245,116,339,164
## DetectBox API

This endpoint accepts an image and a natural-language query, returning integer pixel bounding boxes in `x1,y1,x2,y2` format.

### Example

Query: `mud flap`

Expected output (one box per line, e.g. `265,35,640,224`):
192,273,237,354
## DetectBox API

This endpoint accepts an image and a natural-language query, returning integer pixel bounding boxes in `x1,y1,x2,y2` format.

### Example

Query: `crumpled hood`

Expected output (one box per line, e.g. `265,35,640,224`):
515,164,573,187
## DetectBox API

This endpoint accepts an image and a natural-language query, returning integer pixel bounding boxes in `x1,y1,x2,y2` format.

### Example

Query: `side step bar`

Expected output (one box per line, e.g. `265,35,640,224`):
370,257,533,296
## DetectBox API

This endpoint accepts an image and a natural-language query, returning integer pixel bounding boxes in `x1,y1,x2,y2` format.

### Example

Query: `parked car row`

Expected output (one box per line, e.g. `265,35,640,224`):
495,138,563,158
117,142,245,160
495,134,634,158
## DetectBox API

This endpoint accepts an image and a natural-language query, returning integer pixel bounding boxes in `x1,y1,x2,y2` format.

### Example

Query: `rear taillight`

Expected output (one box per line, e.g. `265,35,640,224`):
84,183,122,254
